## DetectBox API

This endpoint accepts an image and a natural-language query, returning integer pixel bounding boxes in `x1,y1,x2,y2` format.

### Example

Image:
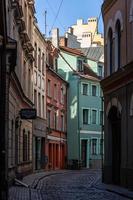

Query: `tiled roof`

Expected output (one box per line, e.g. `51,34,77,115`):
60,46,85,57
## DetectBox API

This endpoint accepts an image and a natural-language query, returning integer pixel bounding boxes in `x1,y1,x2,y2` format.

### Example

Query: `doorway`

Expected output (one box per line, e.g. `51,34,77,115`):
81,140,87,167
108,106,121,185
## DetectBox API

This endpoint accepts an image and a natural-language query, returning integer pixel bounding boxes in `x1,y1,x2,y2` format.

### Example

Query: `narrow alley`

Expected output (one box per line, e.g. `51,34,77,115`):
9,170,131,200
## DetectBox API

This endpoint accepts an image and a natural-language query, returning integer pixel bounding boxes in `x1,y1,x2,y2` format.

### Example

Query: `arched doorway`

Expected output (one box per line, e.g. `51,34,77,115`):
108,106,121,185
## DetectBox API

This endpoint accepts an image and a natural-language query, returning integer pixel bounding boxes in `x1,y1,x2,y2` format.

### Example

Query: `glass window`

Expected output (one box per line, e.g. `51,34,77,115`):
92,85,97,96
98,65,103,77
92,110,97,124
42,78,45,91
38,75,41,88
42,53,45,74
82,84,88,95
61,115,64,132
61,87,64,104
83,109,89,124
54,84,57,100
48,79,51,96
54,112,57,130
92,139,97,155
47,110,51,128
77,60,83,72
34,89,37,109
23,130,28,162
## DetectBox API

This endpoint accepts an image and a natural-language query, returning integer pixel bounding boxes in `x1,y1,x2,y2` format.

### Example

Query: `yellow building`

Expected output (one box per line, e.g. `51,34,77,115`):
71,17,104,48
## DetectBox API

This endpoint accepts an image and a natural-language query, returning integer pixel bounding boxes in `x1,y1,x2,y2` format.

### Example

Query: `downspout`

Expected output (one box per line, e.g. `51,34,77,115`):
77,77,80,166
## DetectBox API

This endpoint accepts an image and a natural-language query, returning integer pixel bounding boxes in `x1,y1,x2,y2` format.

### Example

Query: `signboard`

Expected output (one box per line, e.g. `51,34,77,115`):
20,108,37,119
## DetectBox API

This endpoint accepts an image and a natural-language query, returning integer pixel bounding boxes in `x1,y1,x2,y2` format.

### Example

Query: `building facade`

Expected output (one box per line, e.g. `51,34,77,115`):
70,17,104,48
45,41,68,170
6,0,35,180
33,24,47,171
101,0,133,188
58,46,103,168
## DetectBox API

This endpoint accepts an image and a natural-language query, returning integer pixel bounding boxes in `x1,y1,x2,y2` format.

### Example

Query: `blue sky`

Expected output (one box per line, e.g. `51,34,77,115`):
35,0,103,37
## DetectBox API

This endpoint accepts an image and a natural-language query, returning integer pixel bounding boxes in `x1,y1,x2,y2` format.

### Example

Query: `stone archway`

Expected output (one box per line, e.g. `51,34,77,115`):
108,106,121,185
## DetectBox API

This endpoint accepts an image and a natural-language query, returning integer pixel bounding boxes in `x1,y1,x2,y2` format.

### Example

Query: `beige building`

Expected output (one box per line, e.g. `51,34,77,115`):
70,17,104,48
101,0,133,189
33,24,47,171
7,0,35,181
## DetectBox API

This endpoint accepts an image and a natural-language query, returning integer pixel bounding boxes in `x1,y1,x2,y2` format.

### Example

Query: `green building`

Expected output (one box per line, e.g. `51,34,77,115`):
58,46,104,168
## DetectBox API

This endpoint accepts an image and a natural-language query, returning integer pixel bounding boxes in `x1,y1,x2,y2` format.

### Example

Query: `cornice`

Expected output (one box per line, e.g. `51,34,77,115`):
102,0,117,15
101,61,133,93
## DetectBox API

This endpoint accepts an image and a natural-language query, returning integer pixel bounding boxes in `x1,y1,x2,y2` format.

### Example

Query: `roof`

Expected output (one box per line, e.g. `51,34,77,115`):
81,46,104,62
60,46,85,57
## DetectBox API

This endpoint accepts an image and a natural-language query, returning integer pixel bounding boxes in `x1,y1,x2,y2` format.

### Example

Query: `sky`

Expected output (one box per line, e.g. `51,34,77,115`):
35,0,104,37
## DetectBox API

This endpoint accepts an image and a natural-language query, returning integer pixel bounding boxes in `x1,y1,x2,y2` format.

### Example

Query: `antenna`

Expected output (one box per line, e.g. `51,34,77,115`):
45,10,47,37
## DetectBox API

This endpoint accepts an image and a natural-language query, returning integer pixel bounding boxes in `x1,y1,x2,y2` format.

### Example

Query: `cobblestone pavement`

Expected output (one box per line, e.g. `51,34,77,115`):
9,170,131,200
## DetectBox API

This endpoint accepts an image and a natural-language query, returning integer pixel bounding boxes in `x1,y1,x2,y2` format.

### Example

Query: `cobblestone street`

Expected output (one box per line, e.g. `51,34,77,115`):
9,170,132,200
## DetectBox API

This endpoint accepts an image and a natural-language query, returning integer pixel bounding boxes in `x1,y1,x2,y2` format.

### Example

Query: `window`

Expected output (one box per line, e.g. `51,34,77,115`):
82,84,88,95
28,68,31,97
28,131,30,161
92,139,97,155
54,84,57,100
54,112,57,130
38,75,41,88
48,79,51,96
42,78,45,91
11,120,14,165
98,65,103,77
47,110,51,128
23,129,28,162
92,110,97,124
38,93,41,116
77,60,83,71
83,109,89,124
42,96,45,118
54,58,58,72
38,48,41,71
61,87,64,104
115,20,121,69
34,71,37,85
34,43,37,67
23,61,26,91
42,53,45,74
92,85,97,96
61,115,64,132
108,28,113,74
34,89,37,109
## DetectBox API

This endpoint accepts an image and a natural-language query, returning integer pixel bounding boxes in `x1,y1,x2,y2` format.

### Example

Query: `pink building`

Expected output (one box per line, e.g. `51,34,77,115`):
45,41,68,170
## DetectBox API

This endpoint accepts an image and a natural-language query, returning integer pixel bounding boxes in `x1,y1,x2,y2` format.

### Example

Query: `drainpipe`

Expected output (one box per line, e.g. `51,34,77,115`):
101,95,104,182
77,78,81,167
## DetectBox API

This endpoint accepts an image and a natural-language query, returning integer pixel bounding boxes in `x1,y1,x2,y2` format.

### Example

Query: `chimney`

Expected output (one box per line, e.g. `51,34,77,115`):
52,28,59,48
68,27,73,34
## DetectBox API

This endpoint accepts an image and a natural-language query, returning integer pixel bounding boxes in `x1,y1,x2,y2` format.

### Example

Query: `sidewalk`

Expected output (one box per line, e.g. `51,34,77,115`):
95,179,133,200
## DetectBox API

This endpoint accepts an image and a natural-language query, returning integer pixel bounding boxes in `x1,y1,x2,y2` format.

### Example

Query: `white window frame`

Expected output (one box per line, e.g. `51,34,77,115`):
91,108,98,124
82,108,90,125
91,84,98,97
91,137,98,155
81,82,89,96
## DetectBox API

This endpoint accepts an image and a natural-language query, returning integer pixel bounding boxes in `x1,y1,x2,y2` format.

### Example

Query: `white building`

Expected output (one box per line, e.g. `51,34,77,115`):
70,17,104,48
